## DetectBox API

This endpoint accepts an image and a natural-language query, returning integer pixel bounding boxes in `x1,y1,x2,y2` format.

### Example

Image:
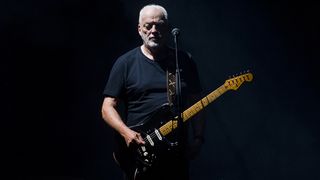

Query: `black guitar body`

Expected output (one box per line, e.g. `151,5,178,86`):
113,104,179,180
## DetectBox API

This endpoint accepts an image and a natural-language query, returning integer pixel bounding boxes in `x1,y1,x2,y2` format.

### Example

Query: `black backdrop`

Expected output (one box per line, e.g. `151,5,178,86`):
2,0,319,179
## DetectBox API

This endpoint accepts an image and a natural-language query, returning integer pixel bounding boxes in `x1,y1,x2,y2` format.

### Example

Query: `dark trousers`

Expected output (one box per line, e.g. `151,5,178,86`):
124,153,189,180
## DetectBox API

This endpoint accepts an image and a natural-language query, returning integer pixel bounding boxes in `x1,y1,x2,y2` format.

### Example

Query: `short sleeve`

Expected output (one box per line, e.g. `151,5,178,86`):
103,58,126,99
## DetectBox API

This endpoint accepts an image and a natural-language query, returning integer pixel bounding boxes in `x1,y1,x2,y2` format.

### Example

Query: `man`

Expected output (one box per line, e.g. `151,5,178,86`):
101,4,205,180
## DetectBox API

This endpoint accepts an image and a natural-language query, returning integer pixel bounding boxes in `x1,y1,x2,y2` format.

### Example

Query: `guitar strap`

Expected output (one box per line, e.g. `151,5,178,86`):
167,68,176,107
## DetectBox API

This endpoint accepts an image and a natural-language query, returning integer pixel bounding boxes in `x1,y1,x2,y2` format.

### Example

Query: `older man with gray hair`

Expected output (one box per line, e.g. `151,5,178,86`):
102,4,205,180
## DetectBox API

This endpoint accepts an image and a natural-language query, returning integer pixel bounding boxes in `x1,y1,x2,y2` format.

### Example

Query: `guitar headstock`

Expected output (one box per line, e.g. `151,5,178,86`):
224,71,253,90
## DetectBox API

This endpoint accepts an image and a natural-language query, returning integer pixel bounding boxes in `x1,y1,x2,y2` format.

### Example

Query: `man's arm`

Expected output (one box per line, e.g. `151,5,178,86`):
101,97,144,146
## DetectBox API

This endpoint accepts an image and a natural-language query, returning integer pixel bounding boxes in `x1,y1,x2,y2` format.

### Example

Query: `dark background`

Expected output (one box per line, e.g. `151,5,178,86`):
2,0,319,179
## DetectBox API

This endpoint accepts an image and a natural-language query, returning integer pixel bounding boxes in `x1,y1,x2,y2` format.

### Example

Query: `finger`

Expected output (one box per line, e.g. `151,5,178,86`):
126,140,131,147
135,133,145,144
126,139,132,147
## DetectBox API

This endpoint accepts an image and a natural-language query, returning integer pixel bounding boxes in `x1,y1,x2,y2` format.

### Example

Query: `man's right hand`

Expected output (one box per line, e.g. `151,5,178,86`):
102,97,145,147
122,128,145,147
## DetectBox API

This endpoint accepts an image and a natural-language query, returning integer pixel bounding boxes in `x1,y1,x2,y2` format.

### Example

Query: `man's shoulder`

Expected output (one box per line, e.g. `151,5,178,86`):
118,47,140,61
112,47,141,67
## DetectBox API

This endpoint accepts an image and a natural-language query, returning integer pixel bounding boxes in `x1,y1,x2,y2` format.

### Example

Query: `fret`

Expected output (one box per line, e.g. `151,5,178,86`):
191,106,197,114
195,101,203,111
200,98,208,107
207,93,214,102
204,96,210,105
159,120,177,136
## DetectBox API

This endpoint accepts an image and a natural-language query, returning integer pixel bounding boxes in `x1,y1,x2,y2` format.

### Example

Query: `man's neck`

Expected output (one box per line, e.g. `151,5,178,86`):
141,45,167,61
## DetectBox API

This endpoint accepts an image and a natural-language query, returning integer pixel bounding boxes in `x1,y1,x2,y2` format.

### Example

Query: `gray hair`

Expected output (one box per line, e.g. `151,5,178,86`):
139,4,168,23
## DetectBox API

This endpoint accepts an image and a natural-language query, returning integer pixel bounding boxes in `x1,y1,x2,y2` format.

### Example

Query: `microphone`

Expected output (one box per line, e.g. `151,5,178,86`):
171,28,180,36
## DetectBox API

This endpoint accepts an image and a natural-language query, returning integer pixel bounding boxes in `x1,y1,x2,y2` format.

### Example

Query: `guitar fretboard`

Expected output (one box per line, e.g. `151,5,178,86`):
182,84,227,121
159,84,228,136
158,72,253,137
159,120,177,136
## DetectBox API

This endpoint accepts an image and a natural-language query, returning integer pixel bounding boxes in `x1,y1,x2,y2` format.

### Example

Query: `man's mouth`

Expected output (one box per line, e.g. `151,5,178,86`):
149,37,159,41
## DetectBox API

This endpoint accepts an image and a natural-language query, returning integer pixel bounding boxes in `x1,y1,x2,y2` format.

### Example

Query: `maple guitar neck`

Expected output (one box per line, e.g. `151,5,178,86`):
159,72,253,137
182,84,226,121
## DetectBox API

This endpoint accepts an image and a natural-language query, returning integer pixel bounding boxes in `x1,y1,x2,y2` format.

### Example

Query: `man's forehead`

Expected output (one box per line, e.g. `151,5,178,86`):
140,8,166,22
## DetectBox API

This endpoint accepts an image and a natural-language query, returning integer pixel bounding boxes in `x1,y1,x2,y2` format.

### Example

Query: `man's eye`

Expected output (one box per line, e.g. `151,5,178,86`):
144,24,152,30
157,23,166,29
143,23,166,30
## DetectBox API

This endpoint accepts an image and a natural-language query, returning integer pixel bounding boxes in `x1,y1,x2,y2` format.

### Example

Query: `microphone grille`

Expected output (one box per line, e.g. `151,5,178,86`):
171,28,180,36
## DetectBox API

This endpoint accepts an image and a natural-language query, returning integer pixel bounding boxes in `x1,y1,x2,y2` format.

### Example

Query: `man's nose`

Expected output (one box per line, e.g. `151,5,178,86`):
150,25,158,32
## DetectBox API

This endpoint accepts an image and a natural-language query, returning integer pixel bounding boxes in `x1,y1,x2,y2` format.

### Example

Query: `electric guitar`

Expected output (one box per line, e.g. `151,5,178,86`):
113,72,254,179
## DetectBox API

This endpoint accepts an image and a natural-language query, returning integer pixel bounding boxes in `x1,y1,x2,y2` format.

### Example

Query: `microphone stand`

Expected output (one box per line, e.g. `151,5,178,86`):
172,28,183,139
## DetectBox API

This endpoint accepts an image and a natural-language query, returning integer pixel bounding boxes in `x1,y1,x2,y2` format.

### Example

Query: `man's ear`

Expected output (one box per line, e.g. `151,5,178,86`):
138,24,142,35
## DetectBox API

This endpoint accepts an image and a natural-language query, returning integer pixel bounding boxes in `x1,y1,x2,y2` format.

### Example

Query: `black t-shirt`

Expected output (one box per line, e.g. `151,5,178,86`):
103,46,202,126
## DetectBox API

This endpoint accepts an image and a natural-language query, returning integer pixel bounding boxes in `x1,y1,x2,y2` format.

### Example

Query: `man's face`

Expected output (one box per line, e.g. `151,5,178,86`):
138,8,168,49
